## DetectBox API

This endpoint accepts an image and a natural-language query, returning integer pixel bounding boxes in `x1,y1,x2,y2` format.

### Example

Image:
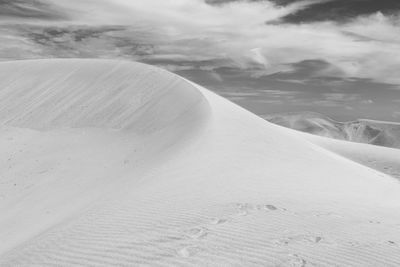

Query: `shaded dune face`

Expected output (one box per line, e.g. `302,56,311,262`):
0,59,209,134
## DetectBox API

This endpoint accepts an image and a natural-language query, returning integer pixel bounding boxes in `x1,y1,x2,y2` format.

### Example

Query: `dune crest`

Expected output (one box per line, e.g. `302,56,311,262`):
0,59,209,133
1,59,400,266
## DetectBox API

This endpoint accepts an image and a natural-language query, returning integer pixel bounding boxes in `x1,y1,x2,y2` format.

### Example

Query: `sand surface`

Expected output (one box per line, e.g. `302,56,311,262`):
1,59,400,266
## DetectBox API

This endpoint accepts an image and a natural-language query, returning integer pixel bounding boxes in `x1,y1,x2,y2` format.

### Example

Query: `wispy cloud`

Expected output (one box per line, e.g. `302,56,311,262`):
1,0,400,86
393,111,400,119
0,0,66,21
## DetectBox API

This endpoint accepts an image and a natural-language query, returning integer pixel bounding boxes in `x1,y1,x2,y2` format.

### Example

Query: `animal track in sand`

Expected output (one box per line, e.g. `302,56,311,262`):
310,211,343,218
177,246,201,258
175,226,210,258
237,209,249,216
235,203,253,216
257,204,278,211
232,202,286,217
281,254,310,267
265,204,278,210
272,235,325,247
185,227,208,240
210,217,228,225
153,235,183,244
368,220,381,224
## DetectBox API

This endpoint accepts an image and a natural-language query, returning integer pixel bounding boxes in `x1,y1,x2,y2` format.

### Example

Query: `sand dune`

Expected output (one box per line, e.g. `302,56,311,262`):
266,112,400,149
274,125,400,181
1,59,400,266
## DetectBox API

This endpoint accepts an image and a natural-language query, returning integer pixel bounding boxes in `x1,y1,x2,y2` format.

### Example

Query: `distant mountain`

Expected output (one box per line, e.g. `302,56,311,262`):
265,112,400,149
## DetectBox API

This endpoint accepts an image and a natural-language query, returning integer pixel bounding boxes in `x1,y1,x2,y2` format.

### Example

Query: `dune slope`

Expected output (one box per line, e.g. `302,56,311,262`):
1,59,400,266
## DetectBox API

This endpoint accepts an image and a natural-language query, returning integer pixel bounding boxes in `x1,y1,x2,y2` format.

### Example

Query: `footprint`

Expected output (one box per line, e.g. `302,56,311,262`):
272,235,325,246
210,218,227,225
281,254,308,267
235,203,246,210
347,241,361,247
368,220,381,224
236,203,252,216
387,240,397,246
185,227,208,239
273,238,290,246
237,209,249,216
312,212,343,218
177,246,200,258
236,203,256,209
265,204,278,211
257,204,279,211
154,235,183,243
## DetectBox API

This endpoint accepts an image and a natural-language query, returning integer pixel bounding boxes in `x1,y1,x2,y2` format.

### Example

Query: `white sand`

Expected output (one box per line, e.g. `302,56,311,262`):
304,133,400,180
1,59,400,266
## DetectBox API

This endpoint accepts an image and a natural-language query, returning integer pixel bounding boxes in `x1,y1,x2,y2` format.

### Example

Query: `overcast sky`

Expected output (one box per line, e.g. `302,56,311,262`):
1,0,399,121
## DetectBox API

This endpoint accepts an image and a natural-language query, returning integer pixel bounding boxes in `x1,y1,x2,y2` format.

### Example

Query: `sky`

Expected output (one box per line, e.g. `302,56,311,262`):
0,0,399,121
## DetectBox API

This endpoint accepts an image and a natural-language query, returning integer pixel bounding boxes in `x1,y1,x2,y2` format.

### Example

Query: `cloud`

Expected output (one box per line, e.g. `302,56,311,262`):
392,111,400,119
1,0,400,87
0,0,66,21
265,59,345,83
277,0,400,23
0,24,162,61
361,99,374,104
66,1,400,84
323,93,358,101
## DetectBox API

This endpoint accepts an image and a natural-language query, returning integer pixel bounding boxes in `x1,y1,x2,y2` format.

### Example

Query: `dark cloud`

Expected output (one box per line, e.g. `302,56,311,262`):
206,0,400,23
277,0,400,23
14,25,155,59
0,0,66,20
174,57,400,122
27,26,125,45
141,57,234,71
265,59,345,83
205,0,265,5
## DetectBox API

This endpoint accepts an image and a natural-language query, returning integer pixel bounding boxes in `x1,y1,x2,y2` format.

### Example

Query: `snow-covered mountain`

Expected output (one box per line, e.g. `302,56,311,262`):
265,112,400,149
